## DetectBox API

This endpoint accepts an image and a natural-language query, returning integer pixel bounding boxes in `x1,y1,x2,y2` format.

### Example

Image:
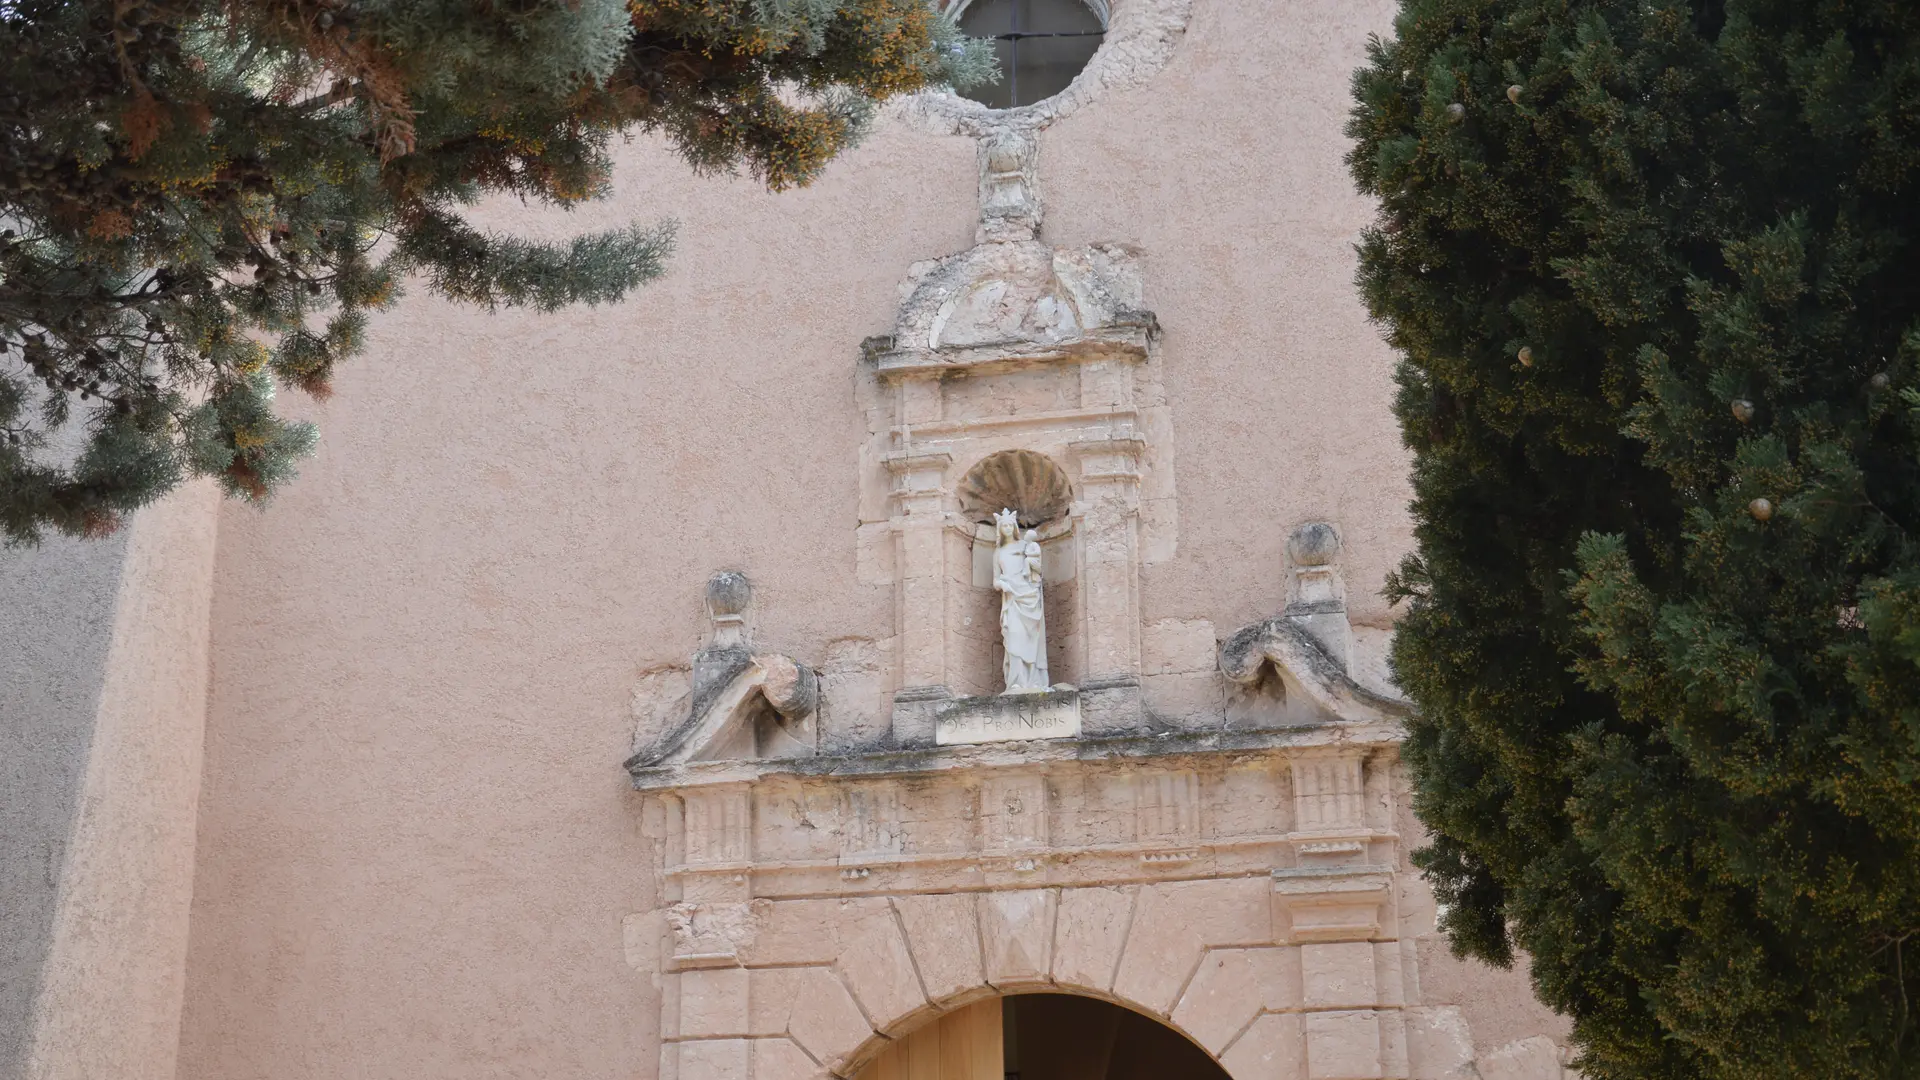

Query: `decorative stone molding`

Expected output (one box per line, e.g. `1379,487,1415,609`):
626,653,819,769
625,572,821,770
975,127,1041,243
1272,866,1394,943
891,0,1195,138
1219,616,1412,726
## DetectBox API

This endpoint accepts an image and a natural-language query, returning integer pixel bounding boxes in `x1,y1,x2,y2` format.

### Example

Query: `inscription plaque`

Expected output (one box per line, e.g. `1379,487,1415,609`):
934,690,1082,746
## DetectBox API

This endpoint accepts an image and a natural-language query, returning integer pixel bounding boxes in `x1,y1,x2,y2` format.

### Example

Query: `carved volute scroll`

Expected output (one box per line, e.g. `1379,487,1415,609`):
624,572,820,771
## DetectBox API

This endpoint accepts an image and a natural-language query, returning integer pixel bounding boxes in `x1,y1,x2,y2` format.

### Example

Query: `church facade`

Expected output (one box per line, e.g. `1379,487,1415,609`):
1,2,1582,1079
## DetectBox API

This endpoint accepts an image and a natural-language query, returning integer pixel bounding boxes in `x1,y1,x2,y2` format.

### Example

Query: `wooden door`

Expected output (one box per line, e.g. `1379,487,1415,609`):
858,999,1002,1080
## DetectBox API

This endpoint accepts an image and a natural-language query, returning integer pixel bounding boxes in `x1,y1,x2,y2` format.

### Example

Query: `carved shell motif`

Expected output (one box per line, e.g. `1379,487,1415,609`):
957,449,1072,526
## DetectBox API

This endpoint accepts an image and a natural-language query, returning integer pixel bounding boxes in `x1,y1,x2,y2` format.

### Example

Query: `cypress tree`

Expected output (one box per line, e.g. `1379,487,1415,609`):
0,0,991,542
1348,2,1920,1077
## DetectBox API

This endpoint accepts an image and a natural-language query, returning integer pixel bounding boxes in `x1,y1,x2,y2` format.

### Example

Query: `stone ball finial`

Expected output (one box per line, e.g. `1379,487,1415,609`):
1287,522,1341,567
705,570,752,618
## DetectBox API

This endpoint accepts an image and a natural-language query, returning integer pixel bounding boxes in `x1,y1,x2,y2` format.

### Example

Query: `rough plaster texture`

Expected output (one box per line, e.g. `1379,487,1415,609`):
158,1,1566,1078
177,122,977,1080
0,529,127,1080
8,481,219,1080
1039,0,1415,633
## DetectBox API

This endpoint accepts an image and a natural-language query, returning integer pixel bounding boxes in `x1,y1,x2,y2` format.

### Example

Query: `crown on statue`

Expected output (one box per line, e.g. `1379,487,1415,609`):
994,507,1020,531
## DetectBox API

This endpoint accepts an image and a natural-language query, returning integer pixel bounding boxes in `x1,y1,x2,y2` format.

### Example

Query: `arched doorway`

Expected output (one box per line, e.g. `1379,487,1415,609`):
859,993,1229,1080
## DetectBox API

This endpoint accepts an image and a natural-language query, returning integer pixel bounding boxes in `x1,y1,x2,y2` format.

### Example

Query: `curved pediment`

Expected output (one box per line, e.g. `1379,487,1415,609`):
870,240,1155,377
624,652,819,769
1218,616,1412,726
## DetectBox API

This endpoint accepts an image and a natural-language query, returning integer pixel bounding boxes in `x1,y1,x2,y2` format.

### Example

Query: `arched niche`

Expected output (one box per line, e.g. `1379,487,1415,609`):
853,992,1230,1080
953,449,1079,693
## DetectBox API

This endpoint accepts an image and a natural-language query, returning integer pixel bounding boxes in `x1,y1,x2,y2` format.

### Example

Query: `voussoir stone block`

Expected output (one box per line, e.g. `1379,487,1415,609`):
1172,947,1301,1055
979,889,1057,987
1301,942,1378,1009
750,968,803,1037
751,1037,825,1080
680,966,752,1037
1051,885,1135,992
1221,1012,1305,1080
1305,1010,1383,1080
1113,877,1272,1015
835,900,927,1032
894,893,985,1003
740,898,924,1033
750,967,874,1070
678,1038,752,1080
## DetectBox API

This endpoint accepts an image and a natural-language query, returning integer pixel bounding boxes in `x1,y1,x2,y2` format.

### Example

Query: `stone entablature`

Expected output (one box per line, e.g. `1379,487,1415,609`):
630,723,1402,890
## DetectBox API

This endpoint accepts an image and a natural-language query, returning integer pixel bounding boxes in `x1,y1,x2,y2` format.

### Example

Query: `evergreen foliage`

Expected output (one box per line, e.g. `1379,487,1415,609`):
1348,2,1920,1077
0,0,991,542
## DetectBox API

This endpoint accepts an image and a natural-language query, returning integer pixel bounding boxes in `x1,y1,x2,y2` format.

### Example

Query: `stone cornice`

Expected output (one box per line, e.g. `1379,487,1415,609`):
626,718,1403,791
870,322,1154,380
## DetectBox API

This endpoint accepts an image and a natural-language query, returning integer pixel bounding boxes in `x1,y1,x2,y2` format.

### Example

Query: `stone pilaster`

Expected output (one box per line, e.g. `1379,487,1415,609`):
884,449,955,730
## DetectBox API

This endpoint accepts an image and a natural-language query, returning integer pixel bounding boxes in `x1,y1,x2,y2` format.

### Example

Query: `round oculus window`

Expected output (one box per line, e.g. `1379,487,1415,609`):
954,0,1108,110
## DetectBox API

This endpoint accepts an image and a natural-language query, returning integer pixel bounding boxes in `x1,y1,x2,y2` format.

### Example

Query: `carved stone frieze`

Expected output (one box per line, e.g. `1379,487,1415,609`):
632,725,1399,893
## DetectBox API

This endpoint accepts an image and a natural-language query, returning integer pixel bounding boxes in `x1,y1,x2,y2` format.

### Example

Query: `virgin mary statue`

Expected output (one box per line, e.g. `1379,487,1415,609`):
992,508,1050,693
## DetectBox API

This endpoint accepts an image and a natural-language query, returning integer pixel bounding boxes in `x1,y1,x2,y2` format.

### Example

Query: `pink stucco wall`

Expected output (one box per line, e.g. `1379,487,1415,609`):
176,1,1430,1076
25,481,219,1080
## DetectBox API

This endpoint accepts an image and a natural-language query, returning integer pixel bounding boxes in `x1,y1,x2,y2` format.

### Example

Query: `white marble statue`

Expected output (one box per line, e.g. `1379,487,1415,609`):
992,509,1050,693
